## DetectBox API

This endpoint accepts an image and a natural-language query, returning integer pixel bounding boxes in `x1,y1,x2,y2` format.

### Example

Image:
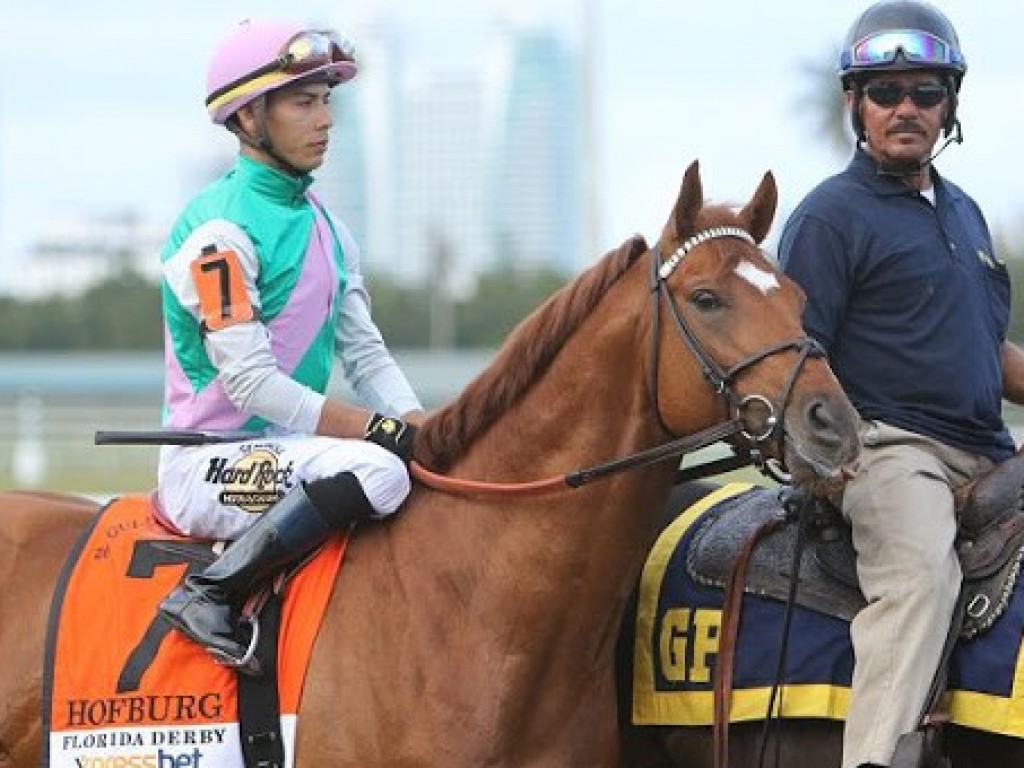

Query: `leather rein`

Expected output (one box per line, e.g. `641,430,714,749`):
411,229,825,497
97,230,825,500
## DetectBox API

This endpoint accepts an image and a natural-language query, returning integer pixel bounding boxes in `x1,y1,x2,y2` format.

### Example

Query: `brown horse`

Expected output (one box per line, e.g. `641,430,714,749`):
616,482,1024,768
0,161,860,768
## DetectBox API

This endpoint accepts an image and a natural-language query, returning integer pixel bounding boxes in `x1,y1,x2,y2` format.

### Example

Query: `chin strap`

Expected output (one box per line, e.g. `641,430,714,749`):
872,118,964,179
231,96,307,178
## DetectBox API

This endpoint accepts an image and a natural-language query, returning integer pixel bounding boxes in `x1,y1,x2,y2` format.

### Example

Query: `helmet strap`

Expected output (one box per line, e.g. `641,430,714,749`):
231,96,307,178
850,84,867,143
941,75,960,136
866,122,963,181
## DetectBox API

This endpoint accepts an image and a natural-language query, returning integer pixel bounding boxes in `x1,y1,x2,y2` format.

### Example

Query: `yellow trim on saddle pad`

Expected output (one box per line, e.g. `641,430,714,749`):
630,481,1024,738
631,482,853,724
949,645,1024,737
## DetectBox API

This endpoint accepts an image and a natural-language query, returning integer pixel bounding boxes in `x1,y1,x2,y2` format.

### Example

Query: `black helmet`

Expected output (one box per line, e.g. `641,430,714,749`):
839,0,966,89
840,0,966,139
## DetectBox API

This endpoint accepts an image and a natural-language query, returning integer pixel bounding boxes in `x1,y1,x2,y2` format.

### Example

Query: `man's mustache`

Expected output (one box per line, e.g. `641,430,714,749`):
887,120,927,136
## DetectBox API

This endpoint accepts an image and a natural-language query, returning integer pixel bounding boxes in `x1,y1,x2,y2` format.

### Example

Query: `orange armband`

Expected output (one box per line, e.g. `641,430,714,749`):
190,245,256,332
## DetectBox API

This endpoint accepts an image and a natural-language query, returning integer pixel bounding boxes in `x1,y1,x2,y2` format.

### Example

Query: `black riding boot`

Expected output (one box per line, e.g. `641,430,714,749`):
158,472,374,665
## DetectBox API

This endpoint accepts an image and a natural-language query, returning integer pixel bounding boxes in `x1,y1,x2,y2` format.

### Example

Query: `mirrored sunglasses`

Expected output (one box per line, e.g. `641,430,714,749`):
850,30,954,68
862,82,948,109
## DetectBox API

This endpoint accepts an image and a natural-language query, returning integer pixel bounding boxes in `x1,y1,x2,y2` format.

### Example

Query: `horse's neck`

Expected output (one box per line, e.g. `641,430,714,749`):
311,274,681,757
427,278,674,635
464,280,663,503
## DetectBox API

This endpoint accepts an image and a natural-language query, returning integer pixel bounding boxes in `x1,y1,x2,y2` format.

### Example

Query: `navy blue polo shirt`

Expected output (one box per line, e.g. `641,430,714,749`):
779,149,1013,461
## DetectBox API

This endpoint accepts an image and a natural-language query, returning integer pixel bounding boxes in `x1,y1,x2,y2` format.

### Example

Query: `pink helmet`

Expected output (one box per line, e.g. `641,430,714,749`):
205,19,358,125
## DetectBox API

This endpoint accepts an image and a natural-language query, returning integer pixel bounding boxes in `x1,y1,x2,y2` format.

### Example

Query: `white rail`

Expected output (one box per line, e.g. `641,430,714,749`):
0,395,160,490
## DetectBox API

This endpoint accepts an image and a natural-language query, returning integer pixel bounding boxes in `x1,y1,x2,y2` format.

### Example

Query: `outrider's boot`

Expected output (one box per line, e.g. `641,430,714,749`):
158,472,374,666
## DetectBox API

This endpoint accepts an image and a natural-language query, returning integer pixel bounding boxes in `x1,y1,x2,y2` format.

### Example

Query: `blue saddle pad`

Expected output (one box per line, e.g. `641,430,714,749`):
627,483,1024,738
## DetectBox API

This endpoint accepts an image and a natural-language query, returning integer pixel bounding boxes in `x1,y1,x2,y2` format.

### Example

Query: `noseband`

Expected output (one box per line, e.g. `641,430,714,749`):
649,228,825,475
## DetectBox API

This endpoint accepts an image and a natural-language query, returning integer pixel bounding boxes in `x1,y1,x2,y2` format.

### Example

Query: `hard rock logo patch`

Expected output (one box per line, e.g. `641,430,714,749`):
203,443,295,513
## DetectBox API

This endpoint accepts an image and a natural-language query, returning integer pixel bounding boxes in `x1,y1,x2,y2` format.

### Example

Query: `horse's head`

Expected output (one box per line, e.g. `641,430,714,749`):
649,160,859,492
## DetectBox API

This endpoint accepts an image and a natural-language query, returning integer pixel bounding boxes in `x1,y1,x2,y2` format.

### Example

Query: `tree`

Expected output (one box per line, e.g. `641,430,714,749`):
455,265,566,347
0,263,568,351
795,44,852,160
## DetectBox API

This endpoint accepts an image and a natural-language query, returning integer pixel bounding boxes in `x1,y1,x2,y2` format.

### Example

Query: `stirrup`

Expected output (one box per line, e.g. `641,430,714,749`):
207,613,262,676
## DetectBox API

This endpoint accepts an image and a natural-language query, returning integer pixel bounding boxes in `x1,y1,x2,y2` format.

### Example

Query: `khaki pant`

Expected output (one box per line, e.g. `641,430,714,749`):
841,420,993,768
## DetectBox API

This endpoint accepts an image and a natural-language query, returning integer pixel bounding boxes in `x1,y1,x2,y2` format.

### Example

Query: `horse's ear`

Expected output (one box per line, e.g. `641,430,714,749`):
737,170,777,245
663,160,703,243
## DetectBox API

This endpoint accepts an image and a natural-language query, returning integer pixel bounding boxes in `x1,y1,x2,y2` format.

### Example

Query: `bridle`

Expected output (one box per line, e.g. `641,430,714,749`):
411,227,827,497
95,227,829,498
648,227,826,477
409,227,828,497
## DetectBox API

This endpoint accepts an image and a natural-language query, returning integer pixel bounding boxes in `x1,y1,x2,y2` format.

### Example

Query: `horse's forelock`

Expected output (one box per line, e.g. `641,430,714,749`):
417,235,648,470
690,204,757,267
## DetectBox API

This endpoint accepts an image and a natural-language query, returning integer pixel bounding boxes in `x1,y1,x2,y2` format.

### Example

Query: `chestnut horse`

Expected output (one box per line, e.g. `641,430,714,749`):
0,161,859,768
616,483,1024,768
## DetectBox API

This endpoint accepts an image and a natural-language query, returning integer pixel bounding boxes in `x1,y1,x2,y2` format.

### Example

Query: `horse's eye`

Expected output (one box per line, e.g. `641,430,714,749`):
689,289,722,312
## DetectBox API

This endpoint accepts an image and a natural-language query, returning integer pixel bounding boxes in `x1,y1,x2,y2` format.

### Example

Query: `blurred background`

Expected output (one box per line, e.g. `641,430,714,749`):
2,1,1023,495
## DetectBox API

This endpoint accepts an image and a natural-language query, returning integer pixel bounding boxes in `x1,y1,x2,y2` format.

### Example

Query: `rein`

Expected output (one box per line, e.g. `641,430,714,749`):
413,229,824,498
97,231,824,501
410,417,744,498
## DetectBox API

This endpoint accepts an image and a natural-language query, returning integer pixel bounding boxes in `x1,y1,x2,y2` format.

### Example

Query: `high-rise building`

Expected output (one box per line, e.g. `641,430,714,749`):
491,29,584,276
316,80,369,250
5,213,165,298
312,19,587,287
396,70,492,290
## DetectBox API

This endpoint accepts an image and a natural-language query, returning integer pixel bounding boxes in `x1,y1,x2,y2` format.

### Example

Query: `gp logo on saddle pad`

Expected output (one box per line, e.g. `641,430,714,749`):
42,495,346,768
628,483,1024,737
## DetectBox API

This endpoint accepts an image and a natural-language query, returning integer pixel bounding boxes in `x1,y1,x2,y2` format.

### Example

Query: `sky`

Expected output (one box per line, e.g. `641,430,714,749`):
1,0,1022,293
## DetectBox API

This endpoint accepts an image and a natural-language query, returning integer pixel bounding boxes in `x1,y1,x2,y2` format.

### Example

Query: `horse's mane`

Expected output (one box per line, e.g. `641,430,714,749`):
417,234,649,470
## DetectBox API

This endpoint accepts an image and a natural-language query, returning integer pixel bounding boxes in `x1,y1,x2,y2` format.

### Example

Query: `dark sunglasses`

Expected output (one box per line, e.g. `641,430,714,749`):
862,82,948,109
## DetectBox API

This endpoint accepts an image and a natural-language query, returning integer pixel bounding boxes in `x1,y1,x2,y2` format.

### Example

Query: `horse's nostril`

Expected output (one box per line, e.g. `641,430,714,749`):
803,397,861,469
808,399,845,441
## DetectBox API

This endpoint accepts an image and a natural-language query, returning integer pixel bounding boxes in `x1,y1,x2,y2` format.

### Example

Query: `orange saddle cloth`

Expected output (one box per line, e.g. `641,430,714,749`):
42,493,346,768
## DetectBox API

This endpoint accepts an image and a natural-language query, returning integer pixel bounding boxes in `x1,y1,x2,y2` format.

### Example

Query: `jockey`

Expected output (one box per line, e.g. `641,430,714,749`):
156,19,424,669
779,2,1024,766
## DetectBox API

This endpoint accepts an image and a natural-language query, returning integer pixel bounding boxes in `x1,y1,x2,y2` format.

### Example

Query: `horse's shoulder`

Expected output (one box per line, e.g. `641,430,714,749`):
2,488,98,510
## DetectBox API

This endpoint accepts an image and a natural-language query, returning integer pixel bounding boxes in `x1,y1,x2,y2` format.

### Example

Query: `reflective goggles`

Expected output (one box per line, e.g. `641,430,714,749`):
206,30,355,108
845,30,957,69
267,30,355,75
862,81,947,109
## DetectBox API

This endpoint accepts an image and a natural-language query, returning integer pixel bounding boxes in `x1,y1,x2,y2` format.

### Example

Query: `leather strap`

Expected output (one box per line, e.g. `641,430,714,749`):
713,513,788,768
238,587,286,768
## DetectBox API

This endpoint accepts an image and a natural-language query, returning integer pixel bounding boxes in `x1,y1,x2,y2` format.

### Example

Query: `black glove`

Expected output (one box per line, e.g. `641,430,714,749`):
363,413,417,464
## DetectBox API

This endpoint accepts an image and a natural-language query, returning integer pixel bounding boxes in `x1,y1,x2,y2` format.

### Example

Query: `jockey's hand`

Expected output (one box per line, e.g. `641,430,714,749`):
363,413,418,465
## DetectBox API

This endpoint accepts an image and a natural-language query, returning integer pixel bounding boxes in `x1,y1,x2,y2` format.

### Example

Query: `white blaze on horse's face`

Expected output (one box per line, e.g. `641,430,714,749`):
734,260,780,295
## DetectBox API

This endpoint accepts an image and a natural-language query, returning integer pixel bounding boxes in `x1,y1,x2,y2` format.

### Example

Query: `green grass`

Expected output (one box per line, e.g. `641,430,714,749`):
1,476,152,496
0,467,156,496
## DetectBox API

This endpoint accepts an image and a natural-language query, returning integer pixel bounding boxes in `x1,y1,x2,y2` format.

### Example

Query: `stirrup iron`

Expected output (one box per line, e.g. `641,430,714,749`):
207,613,262,676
